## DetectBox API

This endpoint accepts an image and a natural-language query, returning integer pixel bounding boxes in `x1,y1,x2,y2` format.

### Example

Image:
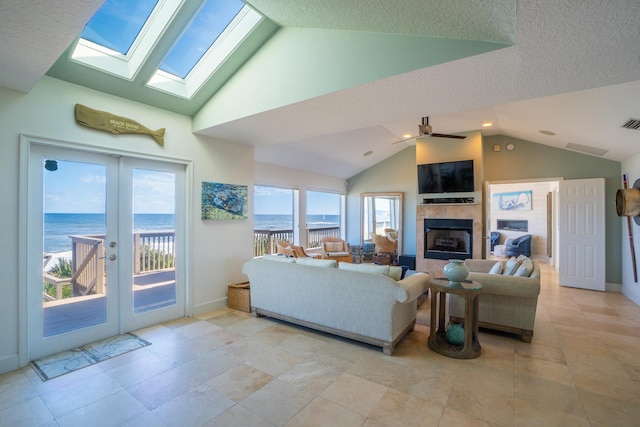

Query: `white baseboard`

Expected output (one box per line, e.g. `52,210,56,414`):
0,353,20,375
192,297,228,316
606,282,622,292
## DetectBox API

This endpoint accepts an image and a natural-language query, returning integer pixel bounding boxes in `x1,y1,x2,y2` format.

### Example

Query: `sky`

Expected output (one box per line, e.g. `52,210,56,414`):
44,160,175,214
44,162,339,216
254,186,341,215
81,0,245,79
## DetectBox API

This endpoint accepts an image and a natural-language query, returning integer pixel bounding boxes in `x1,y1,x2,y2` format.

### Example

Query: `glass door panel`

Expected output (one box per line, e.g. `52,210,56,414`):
43,160,109,336
29,145,119,360
120,158,185,332
132,168,177,314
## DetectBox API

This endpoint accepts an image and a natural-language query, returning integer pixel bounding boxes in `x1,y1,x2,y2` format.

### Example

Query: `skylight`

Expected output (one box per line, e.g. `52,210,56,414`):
70,0,263,100
147,4,263,99
159,0,245,79
80,0,159,55
71,0,181,81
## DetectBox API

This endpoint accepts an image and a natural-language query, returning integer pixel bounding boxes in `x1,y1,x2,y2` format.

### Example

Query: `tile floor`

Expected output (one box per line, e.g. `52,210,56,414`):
2,262,640,426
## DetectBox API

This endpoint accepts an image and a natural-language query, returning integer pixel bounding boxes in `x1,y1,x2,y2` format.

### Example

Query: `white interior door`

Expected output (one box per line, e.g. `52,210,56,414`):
558,178,606,291
26,142,186,360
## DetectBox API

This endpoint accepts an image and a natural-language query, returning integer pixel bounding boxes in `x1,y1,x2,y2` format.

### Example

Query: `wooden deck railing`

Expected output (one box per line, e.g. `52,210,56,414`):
134,230,176,274
253,226,340,257
69,235,105,297
45,231,177,301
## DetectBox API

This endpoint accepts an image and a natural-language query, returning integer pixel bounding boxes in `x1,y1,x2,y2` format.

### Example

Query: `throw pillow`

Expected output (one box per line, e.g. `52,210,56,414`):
516,254,530,264
502,256,520,275
295,258,337,268
339,262,390,276
262,254,296,263
488,261,503,274
325,242,344,252
514,259,534,277
387,266,403,281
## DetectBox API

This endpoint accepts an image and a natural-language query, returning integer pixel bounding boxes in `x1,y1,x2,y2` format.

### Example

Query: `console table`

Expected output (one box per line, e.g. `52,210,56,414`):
428,278,483,359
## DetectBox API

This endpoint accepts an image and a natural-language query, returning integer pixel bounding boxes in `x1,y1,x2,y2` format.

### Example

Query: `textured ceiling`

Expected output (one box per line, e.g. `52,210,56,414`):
0,0,102,92
1,1,640,179
246,0,516,43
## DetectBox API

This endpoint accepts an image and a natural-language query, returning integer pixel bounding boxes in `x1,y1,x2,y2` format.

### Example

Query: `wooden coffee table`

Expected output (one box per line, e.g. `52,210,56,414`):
428,278,483,359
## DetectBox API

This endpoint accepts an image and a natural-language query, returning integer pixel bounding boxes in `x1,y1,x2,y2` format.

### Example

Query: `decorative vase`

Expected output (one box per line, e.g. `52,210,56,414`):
446,323,465,345
443,259,469,285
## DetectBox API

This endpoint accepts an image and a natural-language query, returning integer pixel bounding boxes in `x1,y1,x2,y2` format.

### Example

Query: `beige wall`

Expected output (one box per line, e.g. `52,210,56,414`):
0,77,257,373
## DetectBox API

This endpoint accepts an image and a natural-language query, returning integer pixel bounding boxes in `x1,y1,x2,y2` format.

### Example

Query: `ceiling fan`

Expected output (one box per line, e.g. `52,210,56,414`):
393,116,466,144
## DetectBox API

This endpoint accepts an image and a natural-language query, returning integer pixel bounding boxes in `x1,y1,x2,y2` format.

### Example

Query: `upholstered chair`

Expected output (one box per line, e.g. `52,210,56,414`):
321,237,352,263
505,234,532,257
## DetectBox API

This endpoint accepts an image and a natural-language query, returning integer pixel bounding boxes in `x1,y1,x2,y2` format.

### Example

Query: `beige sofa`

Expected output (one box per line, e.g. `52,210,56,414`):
242,256,430,355
449,258,541,342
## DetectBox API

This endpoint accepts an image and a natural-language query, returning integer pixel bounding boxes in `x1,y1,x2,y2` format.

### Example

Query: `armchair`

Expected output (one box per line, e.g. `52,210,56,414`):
371,229,398,262
276,240,295,257
490,232,500,252
321,237,352,263
276,240,321,259
505,234,532,257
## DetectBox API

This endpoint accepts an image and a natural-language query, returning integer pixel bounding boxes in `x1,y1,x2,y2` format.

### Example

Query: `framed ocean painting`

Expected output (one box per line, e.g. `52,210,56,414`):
493,190,532,211
201,181,248,220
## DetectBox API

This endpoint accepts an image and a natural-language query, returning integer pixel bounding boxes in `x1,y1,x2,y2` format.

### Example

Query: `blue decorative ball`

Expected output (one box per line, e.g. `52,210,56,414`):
446,323,465,345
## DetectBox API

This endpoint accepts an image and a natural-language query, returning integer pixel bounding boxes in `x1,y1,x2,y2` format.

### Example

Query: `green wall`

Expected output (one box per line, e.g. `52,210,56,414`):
347,135,622,284
484,135,622,284
346,147,417,254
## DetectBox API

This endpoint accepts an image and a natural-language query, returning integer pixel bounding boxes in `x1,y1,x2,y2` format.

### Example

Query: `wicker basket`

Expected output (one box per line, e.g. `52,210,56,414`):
227,282,251,312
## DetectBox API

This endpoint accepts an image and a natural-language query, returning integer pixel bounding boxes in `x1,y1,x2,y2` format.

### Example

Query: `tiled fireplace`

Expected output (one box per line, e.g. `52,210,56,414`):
424,218,473,261
417,203,483,277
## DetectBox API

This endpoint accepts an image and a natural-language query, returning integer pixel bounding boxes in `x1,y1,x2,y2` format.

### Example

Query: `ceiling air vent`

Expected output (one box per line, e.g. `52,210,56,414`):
566,143,608,156
621,118,640,130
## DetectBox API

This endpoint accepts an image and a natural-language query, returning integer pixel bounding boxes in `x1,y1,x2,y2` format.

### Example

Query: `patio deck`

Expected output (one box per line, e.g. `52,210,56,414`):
43,269,176,337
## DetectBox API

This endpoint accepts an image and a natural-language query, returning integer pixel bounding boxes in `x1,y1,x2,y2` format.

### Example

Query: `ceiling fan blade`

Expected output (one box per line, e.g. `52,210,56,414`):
430,133,467,139
391,136,416,145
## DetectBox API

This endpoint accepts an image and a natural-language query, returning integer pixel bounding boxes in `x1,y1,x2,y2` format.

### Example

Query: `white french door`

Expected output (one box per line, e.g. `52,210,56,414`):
26,142,186,360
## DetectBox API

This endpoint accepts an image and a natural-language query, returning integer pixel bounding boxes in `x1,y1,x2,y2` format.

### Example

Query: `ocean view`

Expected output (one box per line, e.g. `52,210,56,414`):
254,214,340,230
44,213,175,253
44,213,339,253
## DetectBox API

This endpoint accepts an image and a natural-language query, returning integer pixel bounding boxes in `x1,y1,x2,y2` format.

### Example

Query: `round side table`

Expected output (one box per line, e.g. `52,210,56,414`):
428,278,483,359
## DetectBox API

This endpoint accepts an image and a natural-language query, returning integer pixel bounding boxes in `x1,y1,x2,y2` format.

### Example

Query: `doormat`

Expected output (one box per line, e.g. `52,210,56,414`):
31,333,151,381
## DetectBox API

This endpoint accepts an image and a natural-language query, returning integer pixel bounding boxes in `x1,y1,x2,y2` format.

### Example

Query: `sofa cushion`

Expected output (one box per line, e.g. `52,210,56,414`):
296,258,337,268
502,256,520,275
262,254,296,263
488,261,503,275
339,262,390,276
514,259,534,277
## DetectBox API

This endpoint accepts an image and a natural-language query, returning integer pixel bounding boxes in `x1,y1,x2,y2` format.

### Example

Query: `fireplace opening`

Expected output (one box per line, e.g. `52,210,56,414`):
425,218,473,260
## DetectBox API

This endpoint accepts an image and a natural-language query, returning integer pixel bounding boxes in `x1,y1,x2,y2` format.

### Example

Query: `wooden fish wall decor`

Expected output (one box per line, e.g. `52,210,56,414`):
74,104,165,146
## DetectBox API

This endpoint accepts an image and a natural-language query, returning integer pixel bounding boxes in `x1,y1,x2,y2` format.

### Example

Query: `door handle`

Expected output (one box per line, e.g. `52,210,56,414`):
108,254,117,261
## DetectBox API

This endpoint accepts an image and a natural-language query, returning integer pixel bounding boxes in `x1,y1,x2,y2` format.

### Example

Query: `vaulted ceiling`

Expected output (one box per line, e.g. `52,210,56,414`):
2,0,639,178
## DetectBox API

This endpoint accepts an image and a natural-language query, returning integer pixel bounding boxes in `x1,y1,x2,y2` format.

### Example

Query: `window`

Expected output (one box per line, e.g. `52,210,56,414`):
306,190,344,248
159,0,244,78
71,0,263,99
80,0,159,55
253,185,297,256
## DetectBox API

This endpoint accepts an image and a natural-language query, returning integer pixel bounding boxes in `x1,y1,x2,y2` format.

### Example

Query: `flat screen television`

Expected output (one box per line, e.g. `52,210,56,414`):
417,160,474,194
